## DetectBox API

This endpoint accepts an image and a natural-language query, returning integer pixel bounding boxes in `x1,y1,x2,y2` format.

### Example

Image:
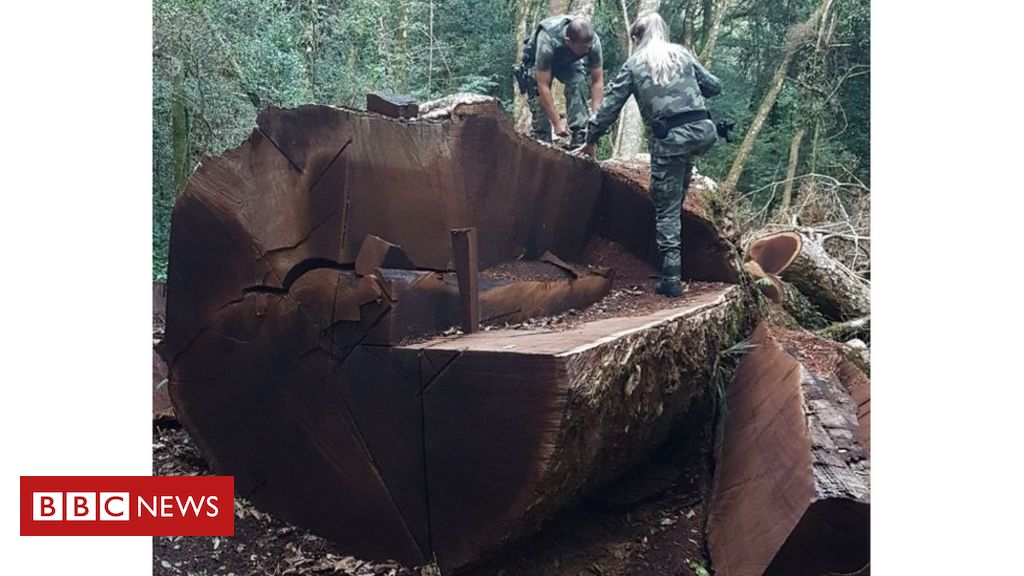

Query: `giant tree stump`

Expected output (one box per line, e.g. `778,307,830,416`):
164,99,750,572
708,322,870,576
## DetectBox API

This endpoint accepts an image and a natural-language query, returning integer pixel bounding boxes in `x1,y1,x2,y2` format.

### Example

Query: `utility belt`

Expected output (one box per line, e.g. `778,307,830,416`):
650,110,711,139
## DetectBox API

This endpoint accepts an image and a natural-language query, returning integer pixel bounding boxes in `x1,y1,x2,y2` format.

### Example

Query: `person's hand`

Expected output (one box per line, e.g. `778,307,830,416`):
572,142,596,158
553,117,570,137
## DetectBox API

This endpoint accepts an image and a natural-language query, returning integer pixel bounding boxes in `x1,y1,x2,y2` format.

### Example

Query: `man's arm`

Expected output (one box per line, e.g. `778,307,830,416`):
535,68,568,135
533,31,569,136
584,62,633,145
589,67,604,113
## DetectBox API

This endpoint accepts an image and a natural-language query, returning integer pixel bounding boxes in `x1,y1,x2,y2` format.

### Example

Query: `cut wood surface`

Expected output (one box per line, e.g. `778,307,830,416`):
170,284,753,571
164,100,754,572
708,321,870,576
746,230,802,275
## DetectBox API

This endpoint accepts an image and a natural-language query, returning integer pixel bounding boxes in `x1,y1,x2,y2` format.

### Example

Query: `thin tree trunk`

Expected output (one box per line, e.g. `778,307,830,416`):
427,0,434,96
305,0,319,100
698,0,729,66
396,0,409,93
171,56,191,197
721,0,830,195
611,0,633,154
514,0,536,133
701,0,714,43
682,0,697,50
780,127,806,215
613,0,661,159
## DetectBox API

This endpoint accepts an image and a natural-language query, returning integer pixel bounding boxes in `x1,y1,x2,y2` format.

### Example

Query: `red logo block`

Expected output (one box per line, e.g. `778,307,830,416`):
21,476,234,536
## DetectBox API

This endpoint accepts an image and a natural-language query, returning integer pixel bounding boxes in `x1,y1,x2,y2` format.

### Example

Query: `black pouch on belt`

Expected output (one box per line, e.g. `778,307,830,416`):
650,109,712,138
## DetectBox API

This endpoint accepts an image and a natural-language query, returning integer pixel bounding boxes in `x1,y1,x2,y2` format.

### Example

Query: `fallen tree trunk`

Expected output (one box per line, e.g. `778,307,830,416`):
783,232,870,321
819,315,870,343
748,229,870,321
164,99,750,572
708,321,870,576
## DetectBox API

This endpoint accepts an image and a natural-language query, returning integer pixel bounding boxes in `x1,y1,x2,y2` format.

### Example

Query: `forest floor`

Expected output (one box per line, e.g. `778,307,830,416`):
153,421,712,576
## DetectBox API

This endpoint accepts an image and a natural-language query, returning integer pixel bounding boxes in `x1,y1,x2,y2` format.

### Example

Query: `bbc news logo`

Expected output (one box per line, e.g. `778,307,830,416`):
21,476,234,536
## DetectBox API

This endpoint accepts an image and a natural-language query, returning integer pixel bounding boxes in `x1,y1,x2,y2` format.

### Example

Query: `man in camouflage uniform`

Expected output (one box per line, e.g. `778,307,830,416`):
576,13,721,297
519,15,604,147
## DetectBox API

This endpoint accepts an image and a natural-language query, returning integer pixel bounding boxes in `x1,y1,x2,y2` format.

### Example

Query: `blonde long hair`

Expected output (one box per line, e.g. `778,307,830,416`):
630,12,691,86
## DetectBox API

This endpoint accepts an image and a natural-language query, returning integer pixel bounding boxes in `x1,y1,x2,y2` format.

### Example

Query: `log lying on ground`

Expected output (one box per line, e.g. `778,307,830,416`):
170,284,754,571
746,231,802,275
820,315,871,343
708,322,870,576
746,229,869,321
597,158,741,283
780,232,869,321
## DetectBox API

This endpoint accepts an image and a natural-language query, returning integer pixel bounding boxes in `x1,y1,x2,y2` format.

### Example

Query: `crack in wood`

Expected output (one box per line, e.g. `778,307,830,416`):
257,126,302,173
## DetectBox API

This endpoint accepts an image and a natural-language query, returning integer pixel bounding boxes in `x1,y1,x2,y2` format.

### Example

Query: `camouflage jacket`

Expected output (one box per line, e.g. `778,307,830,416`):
586,47,721,157
526,16,603,72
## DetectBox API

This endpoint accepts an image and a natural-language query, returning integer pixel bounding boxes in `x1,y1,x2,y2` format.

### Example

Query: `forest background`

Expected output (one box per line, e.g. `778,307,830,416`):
152,0,870,280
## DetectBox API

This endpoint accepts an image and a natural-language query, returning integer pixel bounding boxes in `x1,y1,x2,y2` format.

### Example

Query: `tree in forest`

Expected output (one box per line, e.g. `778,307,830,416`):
612,0,661,159
720,0,832,195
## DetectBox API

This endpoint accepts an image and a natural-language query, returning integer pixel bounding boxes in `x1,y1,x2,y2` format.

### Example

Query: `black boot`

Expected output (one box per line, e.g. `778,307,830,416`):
654,278,683,297
654,265,684,297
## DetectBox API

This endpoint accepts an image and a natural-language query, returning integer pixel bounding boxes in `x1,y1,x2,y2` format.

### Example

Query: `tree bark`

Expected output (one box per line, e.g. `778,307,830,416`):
720,0,830,194
698,0,729,65
613,0,662,159
780,126,806,215
305,0,320,99
170,56,191,197
611,0,632,155
395,0,409,93
781,231,870,321
682,0,697,50
818,316,870,343
513,0,537,133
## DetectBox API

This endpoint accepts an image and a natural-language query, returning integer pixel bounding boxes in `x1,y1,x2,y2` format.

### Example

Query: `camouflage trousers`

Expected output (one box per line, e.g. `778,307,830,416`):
527,62,589,144
650,154,695,282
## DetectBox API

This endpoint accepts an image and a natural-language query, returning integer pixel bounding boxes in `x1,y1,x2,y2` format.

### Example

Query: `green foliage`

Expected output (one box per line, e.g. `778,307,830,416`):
152,0,869,279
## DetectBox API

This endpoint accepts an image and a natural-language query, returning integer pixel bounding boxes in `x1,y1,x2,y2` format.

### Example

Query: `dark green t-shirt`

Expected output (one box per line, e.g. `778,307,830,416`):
532,16,602,72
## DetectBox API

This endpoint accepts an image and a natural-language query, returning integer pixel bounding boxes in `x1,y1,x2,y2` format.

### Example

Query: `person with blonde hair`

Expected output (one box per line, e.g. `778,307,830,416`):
575,12,721,297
